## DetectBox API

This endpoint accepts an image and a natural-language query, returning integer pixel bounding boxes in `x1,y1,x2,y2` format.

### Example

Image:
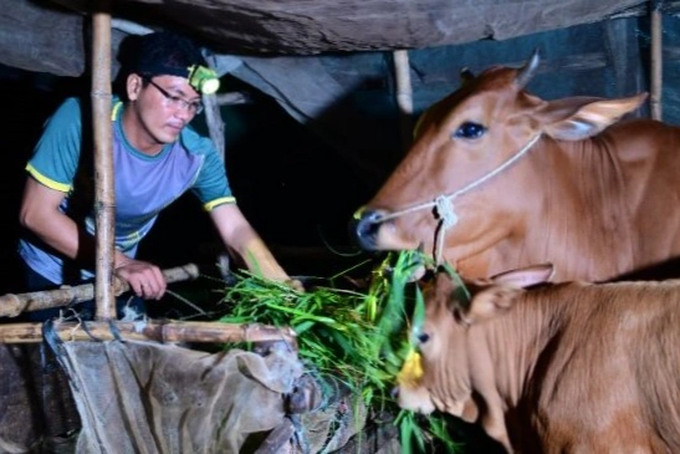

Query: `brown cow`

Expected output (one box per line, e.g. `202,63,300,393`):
395,264,680,453
353,50,680,282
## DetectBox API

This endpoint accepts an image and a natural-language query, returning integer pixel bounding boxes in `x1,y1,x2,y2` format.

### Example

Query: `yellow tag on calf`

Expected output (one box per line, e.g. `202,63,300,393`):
397,349,424,387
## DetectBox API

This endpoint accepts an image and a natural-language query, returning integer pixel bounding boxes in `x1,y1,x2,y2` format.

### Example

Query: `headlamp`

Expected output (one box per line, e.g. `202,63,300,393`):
187,65,220,95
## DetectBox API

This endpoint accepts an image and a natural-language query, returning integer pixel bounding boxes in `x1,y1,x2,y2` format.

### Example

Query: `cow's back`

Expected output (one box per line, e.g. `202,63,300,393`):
509,119,680,283
522,281,680,453
603,120,680,274
605,119,680,208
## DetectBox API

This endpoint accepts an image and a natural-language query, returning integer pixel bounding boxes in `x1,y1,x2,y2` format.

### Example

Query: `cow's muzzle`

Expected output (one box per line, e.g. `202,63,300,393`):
350,208,383,251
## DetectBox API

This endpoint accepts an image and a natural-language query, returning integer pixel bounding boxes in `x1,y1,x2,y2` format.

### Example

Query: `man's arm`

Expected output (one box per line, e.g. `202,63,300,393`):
209,203,292,282
20,178,82,262
19,178,166,299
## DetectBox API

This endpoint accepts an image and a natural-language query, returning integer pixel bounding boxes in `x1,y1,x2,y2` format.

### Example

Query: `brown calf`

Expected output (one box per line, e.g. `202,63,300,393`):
396,264,680,453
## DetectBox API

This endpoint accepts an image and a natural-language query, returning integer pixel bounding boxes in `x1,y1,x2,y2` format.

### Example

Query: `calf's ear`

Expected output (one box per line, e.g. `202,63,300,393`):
490,263,554,288
540,92,648,141
464,286,522,323
463,263,554,323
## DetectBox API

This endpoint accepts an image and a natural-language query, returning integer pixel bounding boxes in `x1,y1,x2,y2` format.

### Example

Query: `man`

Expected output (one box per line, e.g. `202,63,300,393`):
17,31,296,319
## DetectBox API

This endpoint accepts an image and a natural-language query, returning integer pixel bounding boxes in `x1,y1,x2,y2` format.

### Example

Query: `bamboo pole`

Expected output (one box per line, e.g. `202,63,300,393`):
650,0,663,121
0,264,200,318
0,320,297,347
91,1,117,320
393,49,414,152
203,84,226,162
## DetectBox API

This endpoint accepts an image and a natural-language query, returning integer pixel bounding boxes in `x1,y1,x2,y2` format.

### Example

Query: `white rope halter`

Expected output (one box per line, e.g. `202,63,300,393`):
377,134,542,265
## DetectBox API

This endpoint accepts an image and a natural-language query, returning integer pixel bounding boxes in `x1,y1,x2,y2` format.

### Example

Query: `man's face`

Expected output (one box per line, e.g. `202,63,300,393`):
127,73,202,147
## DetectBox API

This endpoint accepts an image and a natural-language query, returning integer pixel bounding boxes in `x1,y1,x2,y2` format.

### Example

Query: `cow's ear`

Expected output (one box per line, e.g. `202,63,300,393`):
540,92,648,141
460,67,475,85
464,286,522,323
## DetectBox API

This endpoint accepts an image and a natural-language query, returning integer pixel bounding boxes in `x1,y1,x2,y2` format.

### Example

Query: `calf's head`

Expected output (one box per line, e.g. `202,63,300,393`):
395,263,554,419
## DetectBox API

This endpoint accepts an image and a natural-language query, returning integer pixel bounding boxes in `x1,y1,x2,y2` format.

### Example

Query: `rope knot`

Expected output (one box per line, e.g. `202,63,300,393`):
434,195,458,228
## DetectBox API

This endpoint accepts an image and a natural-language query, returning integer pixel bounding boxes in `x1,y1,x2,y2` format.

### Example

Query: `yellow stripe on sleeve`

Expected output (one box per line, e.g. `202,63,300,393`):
111,101,123,121
26,164,72,193
203,196,237,211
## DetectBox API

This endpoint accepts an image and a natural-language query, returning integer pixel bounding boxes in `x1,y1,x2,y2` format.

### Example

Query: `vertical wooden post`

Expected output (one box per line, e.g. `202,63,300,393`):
197,58,232,276
393,49,414,152
202,58,226,162
650,0,663,121
91,0,117,320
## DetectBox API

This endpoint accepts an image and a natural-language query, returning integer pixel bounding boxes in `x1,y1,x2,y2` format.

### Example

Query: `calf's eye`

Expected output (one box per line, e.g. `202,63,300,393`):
417,333,430,344
454,122,486,139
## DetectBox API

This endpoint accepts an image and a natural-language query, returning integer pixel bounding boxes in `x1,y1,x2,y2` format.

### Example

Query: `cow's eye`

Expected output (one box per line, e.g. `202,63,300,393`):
417,332,430,344
454,122,486,139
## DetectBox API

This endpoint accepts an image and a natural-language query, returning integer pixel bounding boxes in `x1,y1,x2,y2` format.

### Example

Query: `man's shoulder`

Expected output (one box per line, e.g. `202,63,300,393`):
54,95,116,121
39,96,85,139
52,96,84,119
179,125,217,156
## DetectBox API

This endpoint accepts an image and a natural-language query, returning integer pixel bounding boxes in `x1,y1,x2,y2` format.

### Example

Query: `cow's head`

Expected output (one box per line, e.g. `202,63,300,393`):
394,263,554,419
352,49,647,271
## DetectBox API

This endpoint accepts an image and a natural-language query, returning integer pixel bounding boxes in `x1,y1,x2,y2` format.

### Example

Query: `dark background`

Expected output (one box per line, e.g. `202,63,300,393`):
3,12,680,303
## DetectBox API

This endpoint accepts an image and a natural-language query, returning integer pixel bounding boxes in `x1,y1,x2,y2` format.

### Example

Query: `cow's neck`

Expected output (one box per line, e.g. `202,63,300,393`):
547,139,636,280
508,137,634,281
448,136,637,282
474,284,574,408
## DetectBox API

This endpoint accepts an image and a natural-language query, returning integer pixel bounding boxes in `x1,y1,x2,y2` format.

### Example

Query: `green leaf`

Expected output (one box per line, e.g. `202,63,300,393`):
410,285,426,347
293,320,316,334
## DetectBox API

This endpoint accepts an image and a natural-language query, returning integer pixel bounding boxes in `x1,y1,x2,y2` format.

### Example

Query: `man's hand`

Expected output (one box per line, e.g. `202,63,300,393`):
210,204,301,290
286,279,305,293
114,258,167,300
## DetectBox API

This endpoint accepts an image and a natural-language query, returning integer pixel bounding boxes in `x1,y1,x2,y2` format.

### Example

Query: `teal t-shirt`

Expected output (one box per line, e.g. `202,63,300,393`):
19,96,235,285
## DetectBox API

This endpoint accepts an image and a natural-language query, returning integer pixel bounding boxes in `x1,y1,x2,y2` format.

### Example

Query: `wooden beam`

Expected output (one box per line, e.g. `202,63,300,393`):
216,91,253,106
0,264,200,318
660,0,680,14
0,319,298,346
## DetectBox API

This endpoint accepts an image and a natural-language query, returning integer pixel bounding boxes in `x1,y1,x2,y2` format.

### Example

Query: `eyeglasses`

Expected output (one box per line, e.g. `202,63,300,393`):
143,77,204,115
